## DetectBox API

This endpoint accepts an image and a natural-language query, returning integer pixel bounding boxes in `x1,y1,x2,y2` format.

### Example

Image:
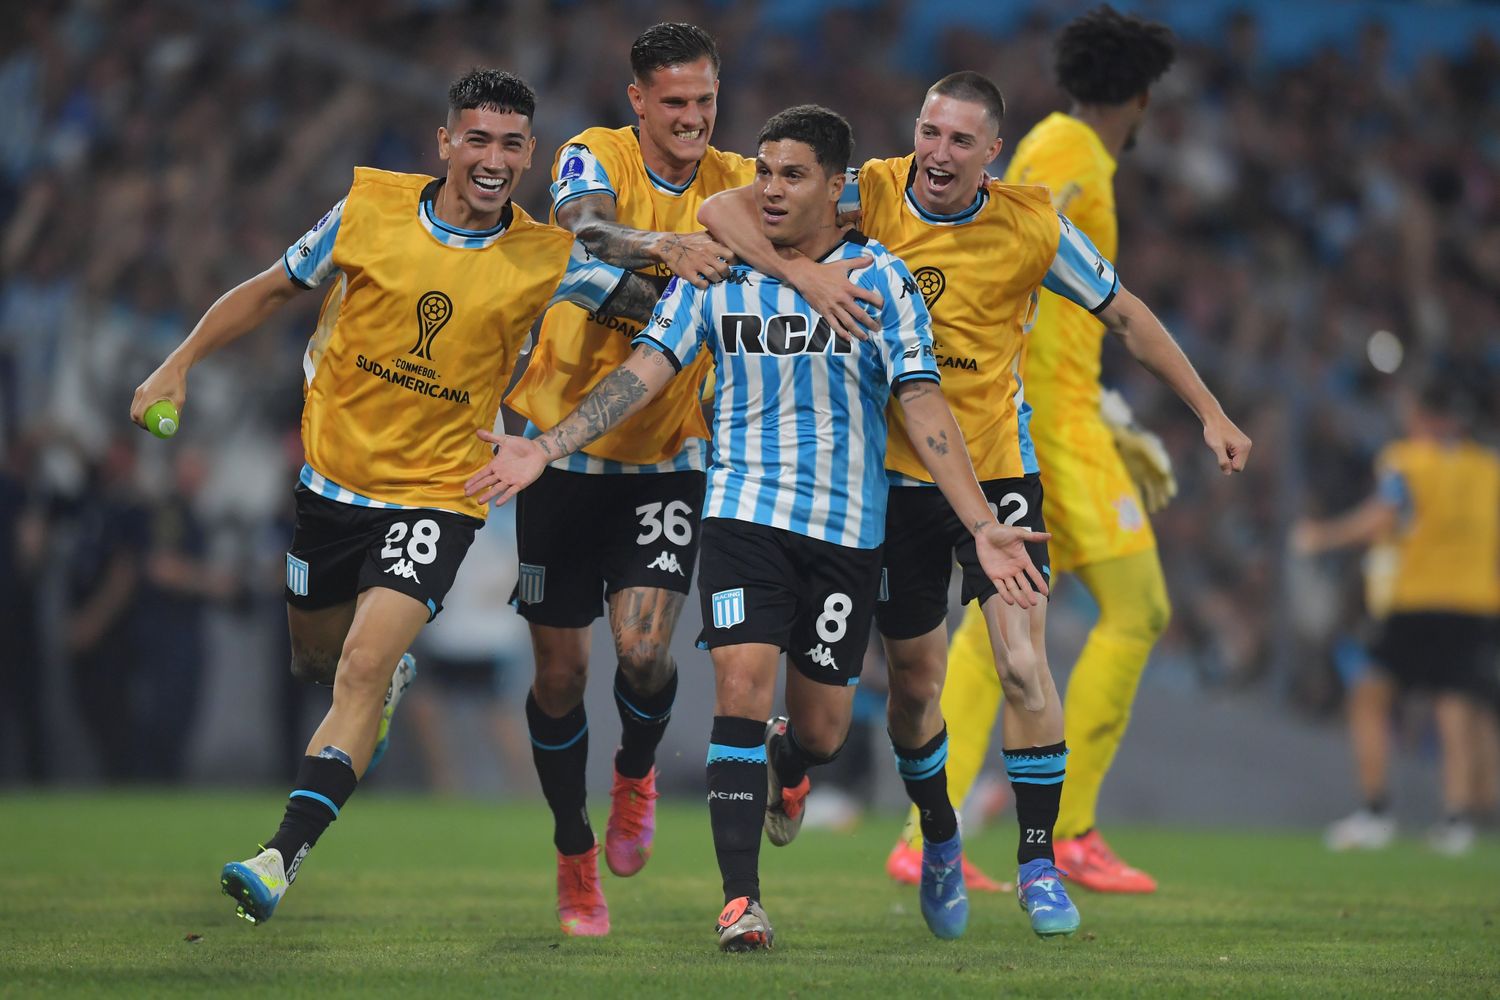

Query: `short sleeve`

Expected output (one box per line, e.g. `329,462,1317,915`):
836,167,862,217
547,240,628,311
1041,212,1119,313
550,143,615,214
868,255,940,389
282,199,346,289
632,276,707,373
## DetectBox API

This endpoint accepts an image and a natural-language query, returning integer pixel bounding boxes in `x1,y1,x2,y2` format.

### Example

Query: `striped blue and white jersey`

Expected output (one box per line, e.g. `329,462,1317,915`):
633,234,940,550
281,194,623,311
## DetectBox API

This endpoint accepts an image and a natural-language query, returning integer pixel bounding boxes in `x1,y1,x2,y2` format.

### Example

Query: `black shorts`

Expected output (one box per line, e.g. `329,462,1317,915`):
875,474,1050,641
512,466,705,628
696,517,881,687
284,486,482,621
1373,612,1498,694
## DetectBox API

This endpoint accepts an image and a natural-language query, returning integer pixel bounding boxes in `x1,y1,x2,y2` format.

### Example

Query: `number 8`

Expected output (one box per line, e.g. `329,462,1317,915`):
816,592,853,643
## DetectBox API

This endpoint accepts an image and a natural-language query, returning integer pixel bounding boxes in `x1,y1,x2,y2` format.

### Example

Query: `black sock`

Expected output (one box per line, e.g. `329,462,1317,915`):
526,691,593,856
707,715,767,904
1003,741,1068,865
892,727,958,845
265,748,359,882
613,666,676,780
770,722,839,790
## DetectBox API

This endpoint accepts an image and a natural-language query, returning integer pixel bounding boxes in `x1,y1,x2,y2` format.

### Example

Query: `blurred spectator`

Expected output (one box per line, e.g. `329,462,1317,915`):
0,439,50,782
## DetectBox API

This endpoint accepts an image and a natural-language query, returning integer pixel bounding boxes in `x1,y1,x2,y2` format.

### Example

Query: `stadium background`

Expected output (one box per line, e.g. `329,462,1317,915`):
1,0,1498,833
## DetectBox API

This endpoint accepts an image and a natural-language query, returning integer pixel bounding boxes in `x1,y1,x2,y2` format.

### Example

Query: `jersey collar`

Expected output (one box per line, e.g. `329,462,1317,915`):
419,179,512,248
902,161,988,226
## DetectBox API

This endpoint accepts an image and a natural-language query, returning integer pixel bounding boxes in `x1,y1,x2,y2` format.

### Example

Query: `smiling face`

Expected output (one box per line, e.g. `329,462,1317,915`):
753,138,843,253
628,57,719,178
910,92,1003,216
436,106,536,225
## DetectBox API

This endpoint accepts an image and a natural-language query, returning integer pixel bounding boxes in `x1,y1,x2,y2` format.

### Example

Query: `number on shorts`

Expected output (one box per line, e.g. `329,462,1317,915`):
993,492,1028,526
381,519,441,565
635,500,693,546
816,592,853,643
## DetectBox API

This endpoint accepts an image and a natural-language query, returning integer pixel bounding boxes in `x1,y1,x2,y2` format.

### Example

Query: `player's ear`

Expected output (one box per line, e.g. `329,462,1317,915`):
436,125,452,163
627,80,645,118
828,166,846,202
985,136,1003,165
524,134,536,170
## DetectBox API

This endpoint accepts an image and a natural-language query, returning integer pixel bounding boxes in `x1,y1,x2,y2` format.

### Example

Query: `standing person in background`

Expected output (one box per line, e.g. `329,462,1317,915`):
1295,380,1500,856
890,5,1179,895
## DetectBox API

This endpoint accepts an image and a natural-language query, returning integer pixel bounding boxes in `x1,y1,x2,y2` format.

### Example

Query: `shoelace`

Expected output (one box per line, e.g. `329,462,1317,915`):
611,779,657,839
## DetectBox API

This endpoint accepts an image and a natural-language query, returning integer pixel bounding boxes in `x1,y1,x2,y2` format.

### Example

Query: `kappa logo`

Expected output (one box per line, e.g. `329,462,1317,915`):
712,588,745,629
385,558,422,583
723,270,751,286
648,551,685,576
913,266,946,309
410,290,452,361
804,643,838,670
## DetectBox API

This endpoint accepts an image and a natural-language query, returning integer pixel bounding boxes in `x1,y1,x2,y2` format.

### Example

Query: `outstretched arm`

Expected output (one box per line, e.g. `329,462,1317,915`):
698,186,881,341
1098,288,1253,475
558,193,731,288
1292,496,1399,555
465,344,679,506
130,263,304,428
895,379,1050,606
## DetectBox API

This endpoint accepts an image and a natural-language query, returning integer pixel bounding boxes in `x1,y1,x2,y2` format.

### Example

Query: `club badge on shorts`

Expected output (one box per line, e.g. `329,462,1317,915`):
517,563,546,604
286,554,310,596
711,588,745,629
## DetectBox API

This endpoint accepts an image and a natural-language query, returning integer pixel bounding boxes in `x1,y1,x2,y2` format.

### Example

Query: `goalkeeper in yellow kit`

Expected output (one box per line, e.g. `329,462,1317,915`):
889,6,1178,894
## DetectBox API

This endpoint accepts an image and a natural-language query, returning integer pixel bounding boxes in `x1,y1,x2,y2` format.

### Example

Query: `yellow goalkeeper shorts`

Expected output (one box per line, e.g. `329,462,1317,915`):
1033,414,1156,574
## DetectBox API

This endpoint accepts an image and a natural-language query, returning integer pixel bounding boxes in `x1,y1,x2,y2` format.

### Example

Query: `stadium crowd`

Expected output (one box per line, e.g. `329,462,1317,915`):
2,0,1498,783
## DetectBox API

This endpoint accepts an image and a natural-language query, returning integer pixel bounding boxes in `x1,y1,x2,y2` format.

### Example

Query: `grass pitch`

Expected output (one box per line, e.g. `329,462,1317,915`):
1,793,1496,997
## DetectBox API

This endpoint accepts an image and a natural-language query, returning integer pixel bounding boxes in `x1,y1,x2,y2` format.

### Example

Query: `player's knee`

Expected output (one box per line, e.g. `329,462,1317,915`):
532,657,588,714
617,644,673,691
887,665,942,717
714,669,773,718
996,647,1044,698
289,649,338,686
334,645,393,701
793,725,846,762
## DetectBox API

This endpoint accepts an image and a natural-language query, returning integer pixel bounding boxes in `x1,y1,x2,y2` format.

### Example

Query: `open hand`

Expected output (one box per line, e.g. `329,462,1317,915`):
975,523,1051,608
658,231,735,288
464,429,548,506
790,254,883,343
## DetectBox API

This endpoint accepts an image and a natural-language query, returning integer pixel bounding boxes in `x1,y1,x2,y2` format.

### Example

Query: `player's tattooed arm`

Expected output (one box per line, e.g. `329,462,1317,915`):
558,194,732,288
465,345,678,507
596,272,666,326
537,346,677,460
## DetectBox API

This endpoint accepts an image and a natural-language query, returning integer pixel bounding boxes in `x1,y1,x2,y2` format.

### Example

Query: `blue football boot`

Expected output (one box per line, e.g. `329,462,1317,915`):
367,653,417,772
919,833,969,939
220,847,288,924
1017,857,1080,938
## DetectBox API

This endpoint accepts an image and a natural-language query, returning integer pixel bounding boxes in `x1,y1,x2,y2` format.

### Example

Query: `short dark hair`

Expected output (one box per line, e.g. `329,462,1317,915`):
1055,5,1176,106
927,71,1006,130
447,68,536,122
630,22,720,81
757,104,854,175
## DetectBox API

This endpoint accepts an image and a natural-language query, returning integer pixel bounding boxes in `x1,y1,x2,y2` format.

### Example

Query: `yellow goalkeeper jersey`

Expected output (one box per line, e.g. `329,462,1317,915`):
507,126,754,470
1004,113,1118,424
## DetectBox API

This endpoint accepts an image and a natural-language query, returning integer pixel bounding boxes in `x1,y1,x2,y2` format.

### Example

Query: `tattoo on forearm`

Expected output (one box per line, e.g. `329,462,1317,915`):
972,518,990,533
925,430,950,456
546,362,654,458
604,274,661,324
574,221,663,270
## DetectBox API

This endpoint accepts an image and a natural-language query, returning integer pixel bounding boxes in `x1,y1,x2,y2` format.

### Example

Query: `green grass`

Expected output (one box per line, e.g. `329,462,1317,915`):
1,793,1497,997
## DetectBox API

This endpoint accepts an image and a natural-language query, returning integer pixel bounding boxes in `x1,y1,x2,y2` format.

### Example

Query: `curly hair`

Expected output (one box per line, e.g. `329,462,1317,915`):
1054,5,1176,106
447,68,536,122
